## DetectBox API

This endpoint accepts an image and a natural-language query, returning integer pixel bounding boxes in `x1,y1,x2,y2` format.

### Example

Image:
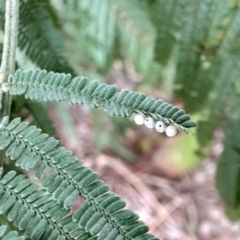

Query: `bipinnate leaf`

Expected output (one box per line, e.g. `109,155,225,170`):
9,69,197,134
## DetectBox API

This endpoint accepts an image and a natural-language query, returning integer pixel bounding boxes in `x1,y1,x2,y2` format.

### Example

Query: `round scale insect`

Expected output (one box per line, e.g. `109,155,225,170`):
144,117,155,129
165,125,177,137
134,114,145,125
155,121,166,133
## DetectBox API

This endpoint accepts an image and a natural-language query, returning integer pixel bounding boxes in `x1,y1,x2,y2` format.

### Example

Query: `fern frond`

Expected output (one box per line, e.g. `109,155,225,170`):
8,69,196,133
0,118,159,239
0,225,26,240
18,0,74,74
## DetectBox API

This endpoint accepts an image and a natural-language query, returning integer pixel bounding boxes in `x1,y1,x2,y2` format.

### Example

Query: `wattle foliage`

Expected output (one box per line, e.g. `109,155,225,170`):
0,117,158,240
8,69,196,134
0,0,239,238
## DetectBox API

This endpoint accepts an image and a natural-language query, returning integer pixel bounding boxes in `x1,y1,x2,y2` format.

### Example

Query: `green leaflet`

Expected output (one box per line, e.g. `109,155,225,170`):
0,118,158,240
0,225,26,240
9,69,197,134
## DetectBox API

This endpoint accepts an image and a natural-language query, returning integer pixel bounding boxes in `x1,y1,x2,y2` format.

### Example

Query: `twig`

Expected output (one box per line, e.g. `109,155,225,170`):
96,155,176,231
137,172,174,189
0,0,19,164
0,0,19,118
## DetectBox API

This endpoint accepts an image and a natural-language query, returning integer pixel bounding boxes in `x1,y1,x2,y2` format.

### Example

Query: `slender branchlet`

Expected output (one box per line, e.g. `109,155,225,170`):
0,0,19,164
0,0,19,119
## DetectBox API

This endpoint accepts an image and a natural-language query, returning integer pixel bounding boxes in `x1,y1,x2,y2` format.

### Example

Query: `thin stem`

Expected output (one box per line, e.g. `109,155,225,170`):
1,0,19,75
0,0,19,118
0,0,19,165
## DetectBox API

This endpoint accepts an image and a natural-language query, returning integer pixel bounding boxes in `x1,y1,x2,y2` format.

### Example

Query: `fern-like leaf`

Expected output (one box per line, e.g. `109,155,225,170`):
0,118,159,239
8,69,196,133
0,169,95,239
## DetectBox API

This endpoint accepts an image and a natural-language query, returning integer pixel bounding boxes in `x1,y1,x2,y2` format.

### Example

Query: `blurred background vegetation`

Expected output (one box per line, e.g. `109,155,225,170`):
48,0,240,218
1,0,240,238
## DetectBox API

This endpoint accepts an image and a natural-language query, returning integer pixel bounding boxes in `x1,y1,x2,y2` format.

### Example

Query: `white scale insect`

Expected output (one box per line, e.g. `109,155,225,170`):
144,117,155,129
134,114,145,125
155,120,166,133
134,114,177,137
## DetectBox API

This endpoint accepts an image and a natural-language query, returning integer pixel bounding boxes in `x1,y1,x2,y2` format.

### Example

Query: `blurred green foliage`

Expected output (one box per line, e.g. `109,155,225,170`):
49,0,240,220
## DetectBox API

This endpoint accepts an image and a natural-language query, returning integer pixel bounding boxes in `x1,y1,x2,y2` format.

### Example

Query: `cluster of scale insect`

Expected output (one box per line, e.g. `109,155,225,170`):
134,114,177,137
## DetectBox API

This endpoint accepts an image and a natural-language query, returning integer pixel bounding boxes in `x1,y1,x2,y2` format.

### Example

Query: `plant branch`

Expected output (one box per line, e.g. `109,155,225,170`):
0,0,19,165
0,0,19,119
